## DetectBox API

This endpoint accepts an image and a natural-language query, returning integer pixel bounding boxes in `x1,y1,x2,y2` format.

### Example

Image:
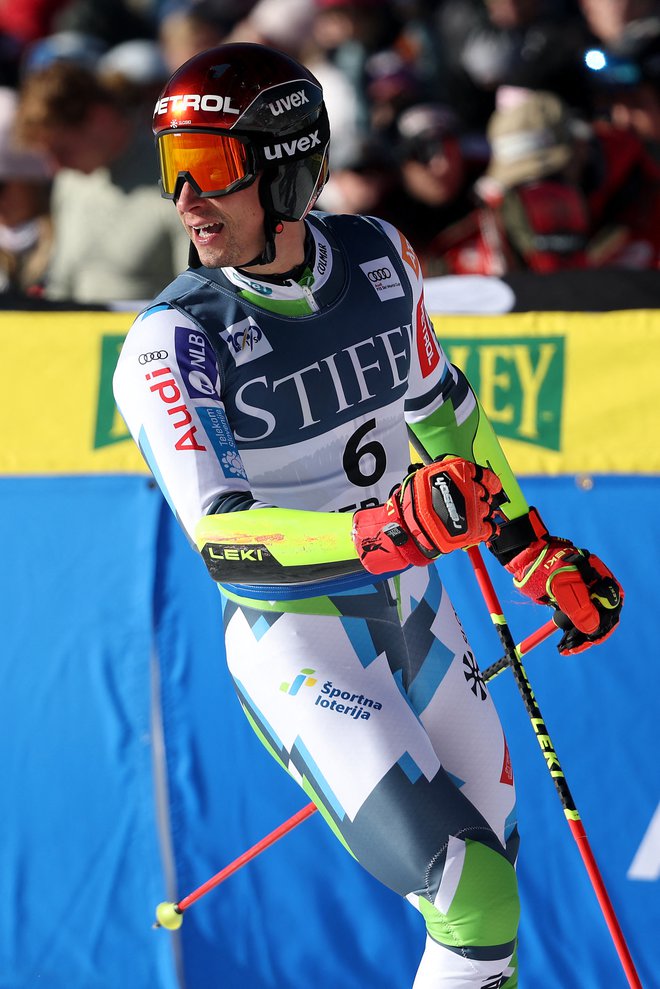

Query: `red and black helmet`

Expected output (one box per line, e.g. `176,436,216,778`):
152,43,330,223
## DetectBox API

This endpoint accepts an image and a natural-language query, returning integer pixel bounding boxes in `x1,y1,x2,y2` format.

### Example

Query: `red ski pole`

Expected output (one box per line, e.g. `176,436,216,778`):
467,544,642,989
154,801,318,930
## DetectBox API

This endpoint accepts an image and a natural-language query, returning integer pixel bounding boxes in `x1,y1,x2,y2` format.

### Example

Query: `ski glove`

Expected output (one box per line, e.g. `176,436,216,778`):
489,508,623,656
352,456,504,575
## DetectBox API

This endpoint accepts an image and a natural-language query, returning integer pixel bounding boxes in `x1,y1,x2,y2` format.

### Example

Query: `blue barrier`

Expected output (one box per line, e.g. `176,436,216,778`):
1,473,657,988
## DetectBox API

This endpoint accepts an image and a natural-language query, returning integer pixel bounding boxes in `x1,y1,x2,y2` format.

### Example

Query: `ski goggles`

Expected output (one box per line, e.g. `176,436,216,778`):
157,130,256,200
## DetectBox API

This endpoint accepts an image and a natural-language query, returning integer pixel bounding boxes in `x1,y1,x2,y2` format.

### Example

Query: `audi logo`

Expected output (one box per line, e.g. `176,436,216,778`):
367,267,391,282
139,350,168,364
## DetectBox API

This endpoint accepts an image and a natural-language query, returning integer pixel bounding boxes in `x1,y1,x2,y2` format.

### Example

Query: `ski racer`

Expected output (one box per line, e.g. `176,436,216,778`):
113,43,623,989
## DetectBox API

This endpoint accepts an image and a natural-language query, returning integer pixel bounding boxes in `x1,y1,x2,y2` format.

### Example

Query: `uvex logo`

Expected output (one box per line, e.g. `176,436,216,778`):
268,89,310,115
263,130,320,160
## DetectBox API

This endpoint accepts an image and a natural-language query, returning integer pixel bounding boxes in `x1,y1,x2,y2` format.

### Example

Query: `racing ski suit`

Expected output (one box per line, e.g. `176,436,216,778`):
114,210,531,988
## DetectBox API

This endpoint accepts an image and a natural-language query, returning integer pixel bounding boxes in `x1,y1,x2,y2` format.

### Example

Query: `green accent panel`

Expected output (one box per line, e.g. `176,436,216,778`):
393,573,402,623
410,399,529,523
417,839,519,948
238,289,312,316
220,586,342,616
241,703,288,772
409,404,470,461
301,778,355,858
471,402,529,521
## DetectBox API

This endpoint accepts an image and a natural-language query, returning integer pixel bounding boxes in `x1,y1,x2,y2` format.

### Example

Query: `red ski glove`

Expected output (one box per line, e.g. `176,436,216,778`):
352,457,504,576
489,508,623,655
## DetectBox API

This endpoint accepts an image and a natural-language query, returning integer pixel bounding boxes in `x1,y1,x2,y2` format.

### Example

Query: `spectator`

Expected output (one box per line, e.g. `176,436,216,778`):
363,46,427,133
0,86,53,295
479,87,591,272
481,86,660,270
20,28,108,77
228,0,364,167
310,0,411,133
16,60,190,303
316,132,401,214
97,38,170,125
158,0,249,72
379,102,499,276
229,0,316,55
584,17,660,162
51,0,155,48
433,0,593,129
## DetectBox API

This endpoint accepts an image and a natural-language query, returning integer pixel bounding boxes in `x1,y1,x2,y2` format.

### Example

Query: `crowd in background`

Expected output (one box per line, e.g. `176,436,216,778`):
1,0,660,303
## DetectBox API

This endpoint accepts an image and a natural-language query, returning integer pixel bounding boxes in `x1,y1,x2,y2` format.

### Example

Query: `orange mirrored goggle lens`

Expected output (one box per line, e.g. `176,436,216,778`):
157,131,251,197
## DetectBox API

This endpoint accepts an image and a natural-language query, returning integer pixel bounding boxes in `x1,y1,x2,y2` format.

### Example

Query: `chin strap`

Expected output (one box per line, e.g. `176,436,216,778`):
242,212,283,267
187,215,283,270
183,173,287,270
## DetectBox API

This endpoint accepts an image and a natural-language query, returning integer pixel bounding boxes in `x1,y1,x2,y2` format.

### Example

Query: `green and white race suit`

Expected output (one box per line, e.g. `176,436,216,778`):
114,211,528,988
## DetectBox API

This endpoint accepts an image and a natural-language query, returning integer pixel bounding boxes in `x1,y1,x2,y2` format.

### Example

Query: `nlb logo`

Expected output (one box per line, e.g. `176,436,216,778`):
174,326,221,400
280,668,317,695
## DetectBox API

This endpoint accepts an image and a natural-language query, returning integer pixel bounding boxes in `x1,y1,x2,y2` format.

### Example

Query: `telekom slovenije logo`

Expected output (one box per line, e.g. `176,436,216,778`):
280,668,317,696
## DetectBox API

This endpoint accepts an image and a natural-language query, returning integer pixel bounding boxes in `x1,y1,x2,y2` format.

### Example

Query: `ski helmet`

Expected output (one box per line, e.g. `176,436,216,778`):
152,43,330,225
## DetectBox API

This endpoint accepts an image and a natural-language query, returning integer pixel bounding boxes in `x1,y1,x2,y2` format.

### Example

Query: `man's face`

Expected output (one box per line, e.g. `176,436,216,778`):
175,177,266,268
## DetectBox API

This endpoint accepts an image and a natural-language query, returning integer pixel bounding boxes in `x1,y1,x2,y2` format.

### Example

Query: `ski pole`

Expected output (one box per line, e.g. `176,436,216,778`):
154,801,318,929
480,617,557,680
153,617,556,931
467,544,642,989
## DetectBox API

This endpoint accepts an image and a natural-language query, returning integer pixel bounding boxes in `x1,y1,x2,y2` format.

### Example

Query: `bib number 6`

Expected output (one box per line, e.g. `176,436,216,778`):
343,419,386,487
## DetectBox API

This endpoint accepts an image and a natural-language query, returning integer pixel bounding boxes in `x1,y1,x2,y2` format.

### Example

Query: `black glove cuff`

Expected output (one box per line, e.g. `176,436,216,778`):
488,507,547,565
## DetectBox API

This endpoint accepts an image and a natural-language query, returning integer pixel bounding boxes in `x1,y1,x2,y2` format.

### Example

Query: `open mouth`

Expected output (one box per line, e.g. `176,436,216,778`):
192,222,224,243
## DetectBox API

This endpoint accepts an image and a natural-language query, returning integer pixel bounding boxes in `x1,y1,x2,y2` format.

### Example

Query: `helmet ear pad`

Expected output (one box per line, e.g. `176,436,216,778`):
257,104,331,222
266,156,328,221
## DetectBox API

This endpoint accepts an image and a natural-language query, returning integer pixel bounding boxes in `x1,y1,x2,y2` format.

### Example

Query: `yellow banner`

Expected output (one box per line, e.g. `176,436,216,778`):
0,311,142,475
436,309,659,475
0,308,658,476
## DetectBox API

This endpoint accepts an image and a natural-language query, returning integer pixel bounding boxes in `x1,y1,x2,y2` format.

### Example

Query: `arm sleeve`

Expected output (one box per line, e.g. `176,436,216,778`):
113,304,363,587
374,216,530,522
